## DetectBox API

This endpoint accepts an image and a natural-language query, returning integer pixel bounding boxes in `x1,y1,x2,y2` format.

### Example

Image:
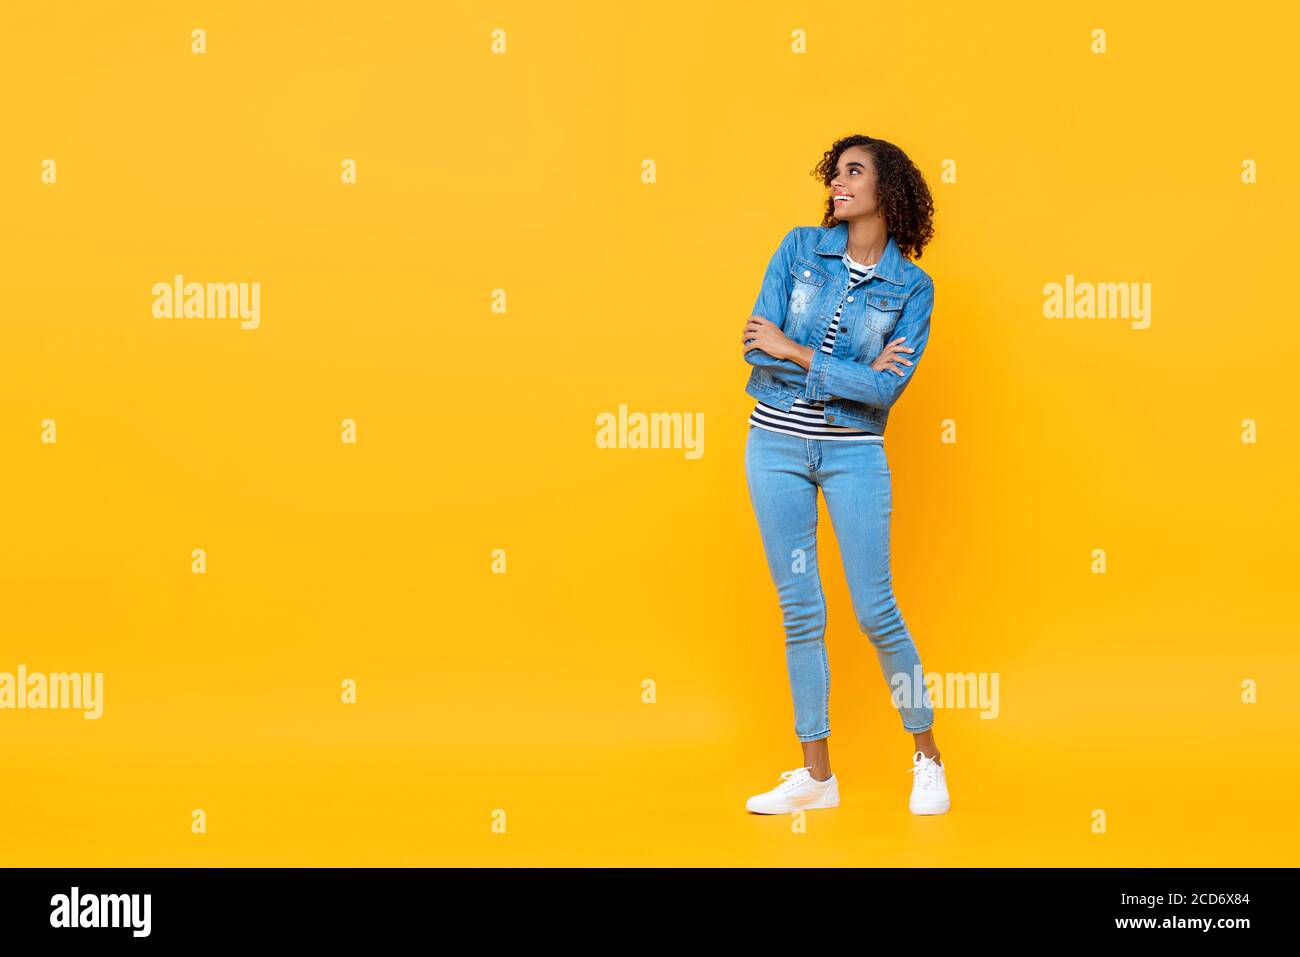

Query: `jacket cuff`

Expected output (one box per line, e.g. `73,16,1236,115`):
804,349,827,401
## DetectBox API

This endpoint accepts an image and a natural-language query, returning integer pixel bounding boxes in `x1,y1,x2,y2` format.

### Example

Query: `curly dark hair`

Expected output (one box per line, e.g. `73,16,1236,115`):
812,134,935,260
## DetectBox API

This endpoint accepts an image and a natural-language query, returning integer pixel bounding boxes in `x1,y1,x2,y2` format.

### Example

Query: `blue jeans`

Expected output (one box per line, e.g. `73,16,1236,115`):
744,424,935,741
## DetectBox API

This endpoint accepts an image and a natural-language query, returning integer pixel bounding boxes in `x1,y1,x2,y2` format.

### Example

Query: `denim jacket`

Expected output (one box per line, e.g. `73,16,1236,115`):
745,222,935,435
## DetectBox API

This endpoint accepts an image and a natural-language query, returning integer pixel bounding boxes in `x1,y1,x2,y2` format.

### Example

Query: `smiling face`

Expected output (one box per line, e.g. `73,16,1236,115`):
829,145,881,221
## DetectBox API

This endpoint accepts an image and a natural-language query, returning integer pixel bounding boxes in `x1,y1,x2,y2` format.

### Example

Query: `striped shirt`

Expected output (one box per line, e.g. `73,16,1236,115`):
748,252,883,441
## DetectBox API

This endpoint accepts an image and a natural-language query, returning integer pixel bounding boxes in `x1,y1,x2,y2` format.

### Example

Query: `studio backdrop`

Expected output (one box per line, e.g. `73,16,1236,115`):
1,1,1296,866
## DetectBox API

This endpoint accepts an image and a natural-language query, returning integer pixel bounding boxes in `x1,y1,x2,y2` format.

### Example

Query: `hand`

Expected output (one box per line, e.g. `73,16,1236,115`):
742,315,796,362
871,336,915,376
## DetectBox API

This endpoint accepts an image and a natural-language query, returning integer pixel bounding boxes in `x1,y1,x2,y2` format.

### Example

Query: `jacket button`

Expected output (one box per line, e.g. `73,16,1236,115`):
826,415,835,422
846,296,854,302
803,270,811,277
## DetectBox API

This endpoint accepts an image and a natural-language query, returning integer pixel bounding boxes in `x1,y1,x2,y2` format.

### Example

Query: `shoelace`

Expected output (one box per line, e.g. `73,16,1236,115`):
777,766,813,791
908,751,942,791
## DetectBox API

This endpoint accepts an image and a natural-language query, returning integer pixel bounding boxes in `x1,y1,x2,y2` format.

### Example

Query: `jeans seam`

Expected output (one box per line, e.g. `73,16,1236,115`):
812,478,830,739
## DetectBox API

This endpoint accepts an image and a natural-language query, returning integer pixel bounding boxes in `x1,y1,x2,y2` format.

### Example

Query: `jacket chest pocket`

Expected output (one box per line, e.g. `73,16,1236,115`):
863,294,905,335
845,292,905,359
787,260,827,329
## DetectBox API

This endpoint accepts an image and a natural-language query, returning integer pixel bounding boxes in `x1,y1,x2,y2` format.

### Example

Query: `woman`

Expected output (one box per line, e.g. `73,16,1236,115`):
740,134,949,815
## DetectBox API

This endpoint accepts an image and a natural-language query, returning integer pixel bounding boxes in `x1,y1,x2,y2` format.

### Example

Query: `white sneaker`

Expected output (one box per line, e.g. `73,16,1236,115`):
908,750,950,815
746,766,839,814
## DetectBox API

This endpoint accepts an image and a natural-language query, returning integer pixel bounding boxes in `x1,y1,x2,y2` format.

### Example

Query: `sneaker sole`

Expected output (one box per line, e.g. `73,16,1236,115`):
909,800,950,815
747,792,840,814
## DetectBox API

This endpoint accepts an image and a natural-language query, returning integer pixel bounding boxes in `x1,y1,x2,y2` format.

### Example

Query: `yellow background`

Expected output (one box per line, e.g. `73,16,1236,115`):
2,1,1297,866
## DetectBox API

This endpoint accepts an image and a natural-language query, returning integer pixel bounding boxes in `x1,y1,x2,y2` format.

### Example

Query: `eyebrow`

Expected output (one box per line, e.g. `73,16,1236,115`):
839,162,866,171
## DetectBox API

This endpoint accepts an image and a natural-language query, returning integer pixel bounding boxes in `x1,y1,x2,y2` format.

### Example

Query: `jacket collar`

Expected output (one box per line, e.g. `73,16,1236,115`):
813,222,906,286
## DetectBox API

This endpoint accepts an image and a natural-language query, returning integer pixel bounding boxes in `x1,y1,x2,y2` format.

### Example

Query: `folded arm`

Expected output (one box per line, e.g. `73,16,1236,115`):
802,277,934,409
743,227,810,391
